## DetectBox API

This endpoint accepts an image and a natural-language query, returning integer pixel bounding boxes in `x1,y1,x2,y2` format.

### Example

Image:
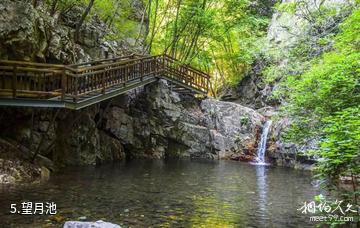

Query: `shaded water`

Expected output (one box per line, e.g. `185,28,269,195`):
0,160,320,227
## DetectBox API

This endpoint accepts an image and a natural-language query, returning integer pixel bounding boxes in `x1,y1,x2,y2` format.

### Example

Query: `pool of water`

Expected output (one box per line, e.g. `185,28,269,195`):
0,160,321,227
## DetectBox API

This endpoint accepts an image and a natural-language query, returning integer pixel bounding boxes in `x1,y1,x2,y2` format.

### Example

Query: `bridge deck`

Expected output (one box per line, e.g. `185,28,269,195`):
0,54,210,110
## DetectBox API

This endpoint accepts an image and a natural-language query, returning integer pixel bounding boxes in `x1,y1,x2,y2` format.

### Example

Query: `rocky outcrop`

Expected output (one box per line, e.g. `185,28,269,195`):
0,138,41,184
219,58,278,109
102,80,264,160
267,0,353,51
53,108,126,166
265,117,317,170
0,107,126,170
0,0,45,61
0,0,146,63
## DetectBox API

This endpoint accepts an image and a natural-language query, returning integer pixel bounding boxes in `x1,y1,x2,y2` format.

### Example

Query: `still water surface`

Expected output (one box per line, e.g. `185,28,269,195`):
0,160,320,227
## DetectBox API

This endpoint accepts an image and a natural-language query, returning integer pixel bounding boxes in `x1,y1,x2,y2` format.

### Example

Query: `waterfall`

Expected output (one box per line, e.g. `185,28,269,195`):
256,120,272,165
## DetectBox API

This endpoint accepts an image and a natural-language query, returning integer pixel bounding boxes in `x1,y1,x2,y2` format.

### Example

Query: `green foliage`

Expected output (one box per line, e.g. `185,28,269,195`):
313,108,360,226
240,116,249,126
316,107,360,182
147,0,273,92
335,6,360,51
287,51,360,134
280,6,360,214
274,2,297,14
285,7,360,139
93,0,140,40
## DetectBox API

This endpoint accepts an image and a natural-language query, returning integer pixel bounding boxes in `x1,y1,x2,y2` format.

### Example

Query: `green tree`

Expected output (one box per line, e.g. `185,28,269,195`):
282,6,360,219
147,0,272,94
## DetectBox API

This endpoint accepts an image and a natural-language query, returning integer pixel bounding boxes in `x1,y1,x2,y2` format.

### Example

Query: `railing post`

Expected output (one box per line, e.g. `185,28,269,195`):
12,66,17,98
207,76,210,94
123,64,127,86
61,68,66,101
183,67,187,85
74,77,78,102
162,54,166,77
140,59,144,81
189,70,193,87
102,71,106,94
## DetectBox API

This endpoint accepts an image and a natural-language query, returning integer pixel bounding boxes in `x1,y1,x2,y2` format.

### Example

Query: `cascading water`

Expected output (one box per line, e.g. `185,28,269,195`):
255,120,272,165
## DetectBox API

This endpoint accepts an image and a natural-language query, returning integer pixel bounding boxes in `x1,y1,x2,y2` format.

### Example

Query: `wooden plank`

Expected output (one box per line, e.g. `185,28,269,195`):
0,66,63,74
0,89,61,97
61,69,66,101
12,66,17,98
0,60,64,68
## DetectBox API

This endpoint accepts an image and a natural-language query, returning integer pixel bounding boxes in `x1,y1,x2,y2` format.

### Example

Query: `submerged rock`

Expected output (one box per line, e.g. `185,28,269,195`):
64,220,121,228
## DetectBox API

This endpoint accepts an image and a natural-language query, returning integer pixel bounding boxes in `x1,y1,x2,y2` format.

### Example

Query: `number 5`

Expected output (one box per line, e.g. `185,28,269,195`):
10,204,17,214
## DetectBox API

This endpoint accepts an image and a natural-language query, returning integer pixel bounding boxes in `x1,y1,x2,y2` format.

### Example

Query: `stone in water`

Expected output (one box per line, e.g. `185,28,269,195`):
63,220,121,228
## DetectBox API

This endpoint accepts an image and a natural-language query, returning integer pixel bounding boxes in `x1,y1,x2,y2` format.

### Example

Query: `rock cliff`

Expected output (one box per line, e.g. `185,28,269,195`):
0,0,146,62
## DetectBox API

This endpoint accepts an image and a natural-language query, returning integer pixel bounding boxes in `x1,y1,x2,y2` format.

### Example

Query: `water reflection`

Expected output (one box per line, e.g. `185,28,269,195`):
255,165,268,225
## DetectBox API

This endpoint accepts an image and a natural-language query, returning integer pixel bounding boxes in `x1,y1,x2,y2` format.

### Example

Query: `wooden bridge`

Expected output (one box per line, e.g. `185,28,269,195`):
0,54,210,110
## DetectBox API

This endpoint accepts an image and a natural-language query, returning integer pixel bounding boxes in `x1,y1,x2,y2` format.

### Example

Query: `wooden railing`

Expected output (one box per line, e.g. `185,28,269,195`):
0,54,210,102
0,60,65,98
162,54,209,92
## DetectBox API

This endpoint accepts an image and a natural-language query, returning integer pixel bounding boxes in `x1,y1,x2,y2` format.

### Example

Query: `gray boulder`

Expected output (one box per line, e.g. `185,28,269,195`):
64,220,121,228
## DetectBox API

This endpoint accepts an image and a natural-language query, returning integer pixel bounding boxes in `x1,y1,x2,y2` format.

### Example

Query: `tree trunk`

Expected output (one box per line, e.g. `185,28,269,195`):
147,0,159,53
50,0,58,16
32,0,38,8
75,0,95,42
136,0,151,47
170,0,182,58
